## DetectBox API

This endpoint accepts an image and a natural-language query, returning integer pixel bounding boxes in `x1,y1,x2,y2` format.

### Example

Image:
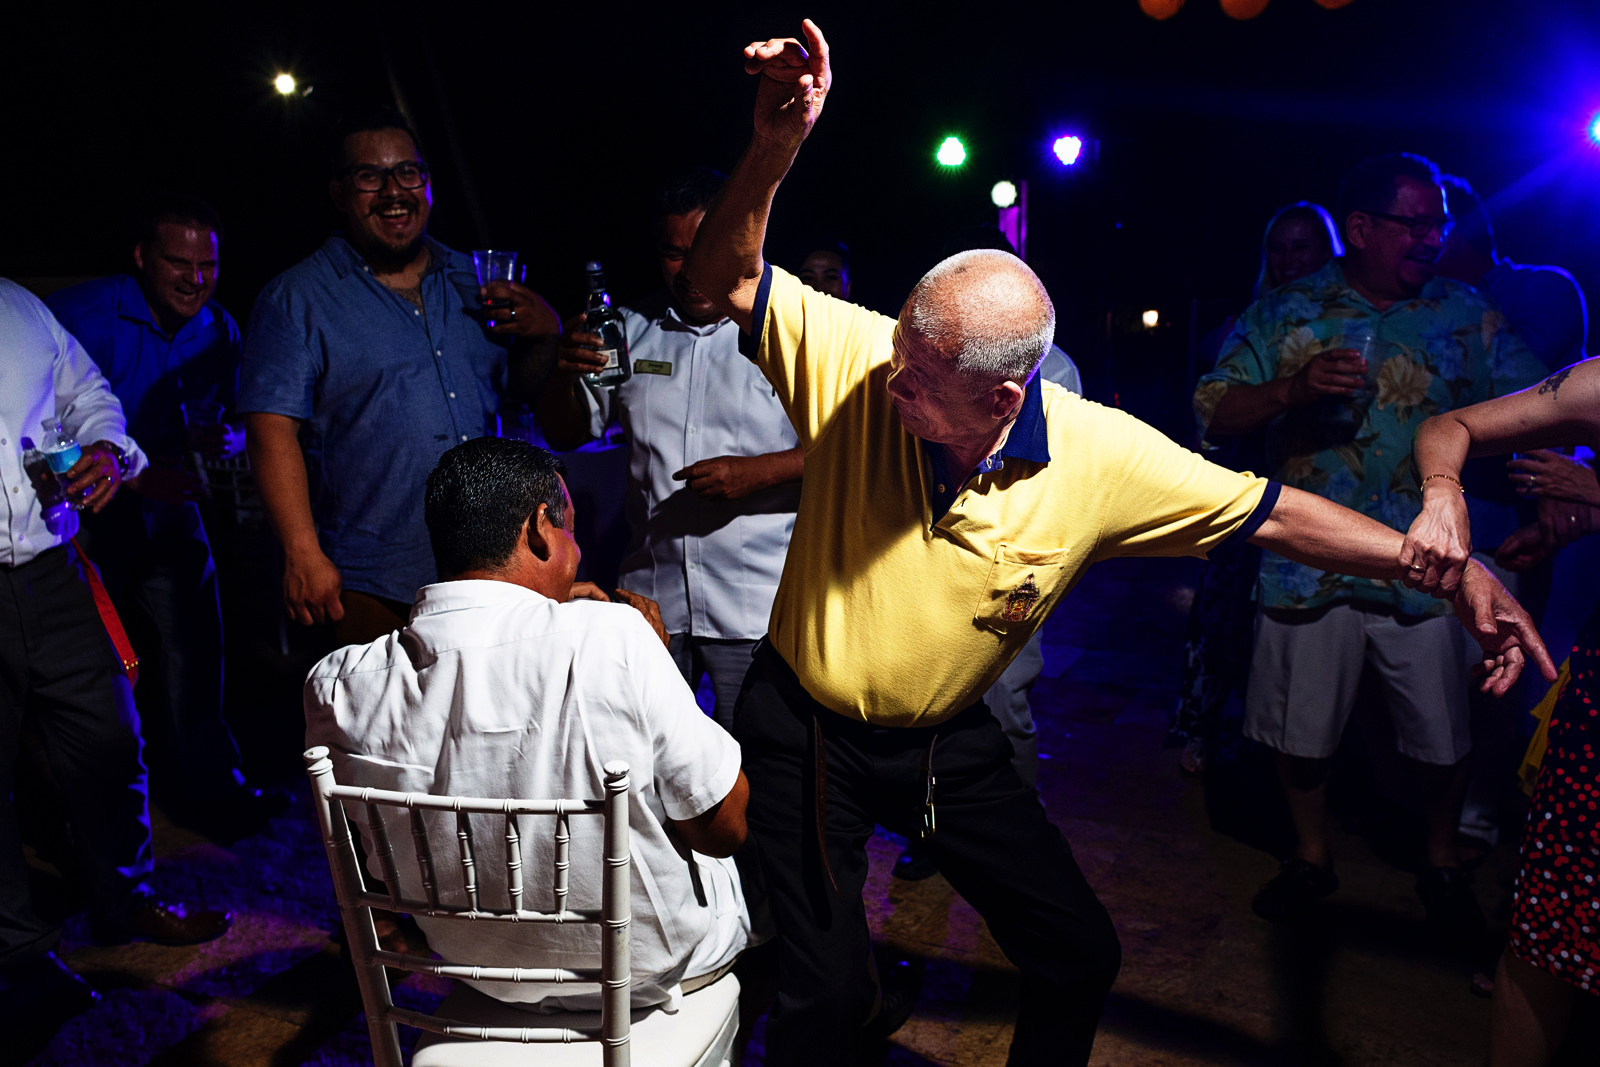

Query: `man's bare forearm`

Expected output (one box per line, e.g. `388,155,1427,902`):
756,445,804,490
1248,485,1405,579
536,373,598,452
687,139,803,333
245,412,322,557
1207,379,1294,436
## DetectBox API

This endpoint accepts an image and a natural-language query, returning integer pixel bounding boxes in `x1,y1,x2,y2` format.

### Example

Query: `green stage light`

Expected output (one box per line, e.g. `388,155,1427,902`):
936,136,967,167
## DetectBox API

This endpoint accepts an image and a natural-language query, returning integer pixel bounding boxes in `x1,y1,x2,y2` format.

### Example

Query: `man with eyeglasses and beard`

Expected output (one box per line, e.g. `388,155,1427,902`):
241,107,561,649
1194,153,1547,931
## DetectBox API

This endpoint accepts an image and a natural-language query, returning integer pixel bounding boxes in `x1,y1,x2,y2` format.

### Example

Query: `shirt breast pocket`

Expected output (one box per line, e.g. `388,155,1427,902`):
972,544,1069,634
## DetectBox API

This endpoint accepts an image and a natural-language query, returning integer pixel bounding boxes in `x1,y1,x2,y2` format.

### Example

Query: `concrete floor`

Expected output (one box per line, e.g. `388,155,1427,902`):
19,556,1599,1065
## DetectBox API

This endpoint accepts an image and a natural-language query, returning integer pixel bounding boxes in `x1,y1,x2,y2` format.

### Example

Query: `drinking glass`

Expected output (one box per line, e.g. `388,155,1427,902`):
472,250,523,310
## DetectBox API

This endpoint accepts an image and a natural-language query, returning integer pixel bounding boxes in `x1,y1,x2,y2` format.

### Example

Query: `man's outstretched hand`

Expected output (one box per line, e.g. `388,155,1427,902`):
1451,560,1558,696
744,19,831,152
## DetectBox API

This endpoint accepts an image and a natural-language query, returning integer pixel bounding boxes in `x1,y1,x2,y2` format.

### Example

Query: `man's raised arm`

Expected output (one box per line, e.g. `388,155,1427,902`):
686,19,831,334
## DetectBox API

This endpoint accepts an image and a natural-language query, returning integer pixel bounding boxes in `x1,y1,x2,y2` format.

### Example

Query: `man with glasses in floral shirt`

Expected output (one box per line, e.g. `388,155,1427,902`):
1194,152,1546,929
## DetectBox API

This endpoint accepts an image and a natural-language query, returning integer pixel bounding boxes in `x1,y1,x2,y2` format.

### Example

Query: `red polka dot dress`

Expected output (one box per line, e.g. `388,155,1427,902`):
1509,605,1600,993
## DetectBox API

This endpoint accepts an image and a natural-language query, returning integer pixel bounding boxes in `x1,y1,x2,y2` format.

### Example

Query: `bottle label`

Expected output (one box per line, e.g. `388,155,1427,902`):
597,348,620,372
46,444,82,474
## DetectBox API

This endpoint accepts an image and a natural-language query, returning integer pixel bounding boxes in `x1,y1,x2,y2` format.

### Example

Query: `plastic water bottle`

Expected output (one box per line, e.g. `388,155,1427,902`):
39,419,85,509
20,436,68,511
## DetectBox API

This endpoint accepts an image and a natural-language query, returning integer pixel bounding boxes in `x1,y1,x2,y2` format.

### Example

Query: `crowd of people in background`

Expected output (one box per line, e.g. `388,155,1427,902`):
1,18,1597,1067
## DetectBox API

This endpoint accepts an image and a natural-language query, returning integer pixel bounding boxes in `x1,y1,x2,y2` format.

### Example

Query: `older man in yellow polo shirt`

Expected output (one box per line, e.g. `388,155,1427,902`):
686,21,1556,1067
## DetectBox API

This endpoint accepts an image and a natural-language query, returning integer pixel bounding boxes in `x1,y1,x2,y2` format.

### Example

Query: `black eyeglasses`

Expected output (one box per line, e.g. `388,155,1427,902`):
339,162,429,192
1362,209,1452,239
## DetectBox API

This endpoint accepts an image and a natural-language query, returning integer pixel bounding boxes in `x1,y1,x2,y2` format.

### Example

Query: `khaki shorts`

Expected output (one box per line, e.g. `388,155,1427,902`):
1244,601,1472,765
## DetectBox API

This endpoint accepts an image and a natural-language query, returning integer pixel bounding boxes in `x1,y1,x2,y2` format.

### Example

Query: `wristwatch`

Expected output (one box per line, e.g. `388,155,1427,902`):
98,441,132,477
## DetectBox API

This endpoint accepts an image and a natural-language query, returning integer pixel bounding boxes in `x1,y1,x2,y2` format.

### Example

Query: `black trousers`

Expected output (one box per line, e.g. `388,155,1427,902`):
735,643,1121,1066
77,494,240,797
0,545,152,966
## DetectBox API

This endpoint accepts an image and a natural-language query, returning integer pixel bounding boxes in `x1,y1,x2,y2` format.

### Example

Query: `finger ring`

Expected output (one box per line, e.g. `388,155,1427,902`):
1410,563,1424,570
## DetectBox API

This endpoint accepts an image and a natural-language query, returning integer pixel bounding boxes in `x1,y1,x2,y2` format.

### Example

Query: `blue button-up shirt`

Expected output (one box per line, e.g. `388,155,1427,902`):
45,274,240,459
239,235,509,604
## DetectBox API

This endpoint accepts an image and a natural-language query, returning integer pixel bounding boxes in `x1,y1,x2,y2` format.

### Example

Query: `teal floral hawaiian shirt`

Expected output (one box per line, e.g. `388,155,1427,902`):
1194,259,1544,617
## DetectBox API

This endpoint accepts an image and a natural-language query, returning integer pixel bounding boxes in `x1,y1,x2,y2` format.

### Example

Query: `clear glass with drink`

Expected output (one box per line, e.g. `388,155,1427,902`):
472,250,522,311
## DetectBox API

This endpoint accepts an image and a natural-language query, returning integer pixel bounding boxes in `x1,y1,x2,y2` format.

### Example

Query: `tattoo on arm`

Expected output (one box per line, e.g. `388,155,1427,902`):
1539,367,1574,398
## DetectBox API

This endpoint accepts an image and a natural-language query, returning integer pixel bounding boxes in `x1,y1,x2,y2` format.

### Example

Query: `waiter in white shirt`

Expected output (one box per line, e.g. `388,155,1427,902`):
538,168,803,729
304,436,753,1009
0,278,230,1031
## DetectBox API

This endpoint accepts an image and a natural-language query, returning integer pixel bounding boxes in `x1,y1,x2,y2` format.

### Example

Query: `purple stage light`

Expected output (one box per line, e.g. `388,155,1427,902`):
1052,135,1084,166
1590,113,1600,145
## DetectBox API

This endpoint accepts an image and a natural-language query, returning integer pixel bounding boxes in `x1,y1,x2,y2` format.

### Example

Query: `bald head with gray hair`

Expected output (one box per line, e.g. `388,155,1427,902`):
903,250,1056,386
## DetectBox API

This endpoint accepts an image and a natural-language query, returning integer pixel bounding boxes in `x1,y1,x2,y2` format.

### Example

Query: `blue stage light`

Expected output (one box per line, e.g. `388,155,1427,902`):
1052,135,1084,166
1589,113,1600,145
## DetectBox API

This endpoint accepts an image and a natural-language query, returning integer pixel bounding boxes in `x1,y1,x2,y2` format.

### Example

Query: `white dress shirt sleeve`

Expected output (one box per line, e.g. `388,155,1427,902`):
622,612,741,823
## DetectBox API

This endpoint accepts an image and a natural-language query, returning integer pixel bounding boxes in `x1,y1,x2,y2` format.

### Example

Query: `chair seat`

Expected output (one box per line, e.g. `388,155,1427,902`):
411,972,741,1067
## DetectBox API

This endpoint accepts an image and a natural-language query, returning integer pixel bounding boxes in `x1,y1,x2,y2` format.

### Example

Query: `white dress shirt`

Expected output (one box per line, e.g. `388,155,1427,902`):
303,579,749,1009
0,279,147,567
582,293,799,639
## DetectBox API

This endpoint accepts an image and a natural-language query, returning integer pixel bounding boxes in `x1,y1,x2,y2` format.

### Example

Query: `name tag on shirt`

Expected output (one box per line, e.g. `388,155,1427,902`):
635,359,673,376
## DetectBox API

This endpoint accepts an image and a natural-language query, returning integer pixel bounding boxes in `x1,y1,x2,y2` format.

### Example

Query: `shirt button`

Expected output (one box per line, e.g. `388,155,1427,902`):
436,349,442,356
1370,493,1380,502
937,484,946,493
449,392,456,398
1374,448,1384,457
460,435,468,441
414,309,421,316
688,562,696,571
10,487,17,494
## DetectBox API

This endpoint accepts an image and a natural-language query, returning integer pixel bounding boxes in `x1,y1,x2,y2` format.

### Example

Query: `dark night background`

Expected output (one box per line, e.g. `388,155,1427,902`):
7,0,1600,438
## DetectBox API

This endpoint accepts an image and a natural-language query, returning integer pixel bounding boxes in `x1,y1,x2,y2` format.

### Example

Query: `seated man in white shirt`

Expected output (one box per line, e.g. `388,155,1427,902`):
304,436,753,1010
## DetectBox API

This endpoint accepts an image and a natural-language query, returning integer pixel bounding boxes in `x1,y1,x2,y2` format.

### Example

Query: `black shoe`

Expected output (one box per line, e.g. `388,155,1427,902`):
0,951,99,1027
862,957,922,1043
892,842,939,882
1417,866,1485,935
93,898,233,947
177,784,291,842
1252,859,1338,922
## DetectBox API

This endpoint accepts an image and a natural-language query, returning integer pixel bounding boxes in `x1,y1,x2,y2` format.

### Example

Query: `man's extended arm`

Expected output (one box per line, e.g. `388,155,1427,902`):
1248,485,1556,694
246,412,345,625
674,446,803,500
686,20,832,333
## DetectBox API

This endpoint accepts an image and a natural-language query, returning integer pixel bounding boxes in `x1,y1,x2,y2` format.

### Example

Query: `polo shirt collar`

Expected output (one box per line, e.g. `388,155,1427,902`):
1001,370,1050,465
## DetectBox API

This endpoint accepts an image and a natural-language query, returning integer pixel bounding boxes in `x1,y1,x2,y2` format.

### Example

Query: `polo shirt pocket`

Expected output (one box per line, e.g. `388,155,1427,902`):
973,544,1068,633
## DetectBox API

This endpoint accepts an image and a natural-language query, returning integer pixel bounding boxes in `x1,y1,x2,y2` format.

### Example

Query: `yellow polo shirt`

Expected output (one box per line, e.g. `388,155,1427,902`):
747,266,1274,727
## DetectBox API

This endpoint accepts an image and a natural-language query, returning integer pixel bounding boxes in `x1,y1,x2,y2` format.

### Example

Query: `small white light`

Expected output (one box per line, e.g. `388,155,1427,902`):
991,181,1018,208
1142,309,1160,328
274,73,297,96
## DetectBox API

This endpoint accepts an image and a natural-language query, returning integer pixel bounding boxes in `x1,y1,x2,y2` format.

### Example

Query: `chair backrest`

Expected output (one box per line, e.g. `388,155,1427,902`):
303,746,634,1067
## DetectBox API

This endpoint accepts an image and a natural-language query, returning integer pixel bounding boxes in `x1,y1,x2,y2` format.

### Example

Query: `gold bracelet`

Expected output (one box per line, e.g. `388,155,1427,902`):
1421,473,1465,493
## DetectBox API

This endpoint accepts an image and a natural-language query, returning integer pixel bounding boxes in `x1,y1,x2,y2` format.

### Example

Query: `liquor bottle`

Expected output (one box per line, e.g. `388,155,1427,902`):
581,261,631,387
20,436,70,514
39,419,86,509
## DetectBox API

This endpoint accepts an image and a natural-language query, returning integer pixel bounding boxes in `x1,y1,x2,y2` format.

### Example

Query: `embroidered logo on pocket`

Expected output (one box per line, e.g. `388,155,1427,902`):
1001,573,1041,622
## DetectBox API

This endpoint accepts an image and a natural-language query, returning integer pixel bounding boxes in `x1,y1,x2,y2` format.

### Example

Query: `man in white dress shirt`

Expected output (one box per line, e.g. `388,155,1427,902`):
304,436,753,1009
538,168,803,729
0,279,231,1032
